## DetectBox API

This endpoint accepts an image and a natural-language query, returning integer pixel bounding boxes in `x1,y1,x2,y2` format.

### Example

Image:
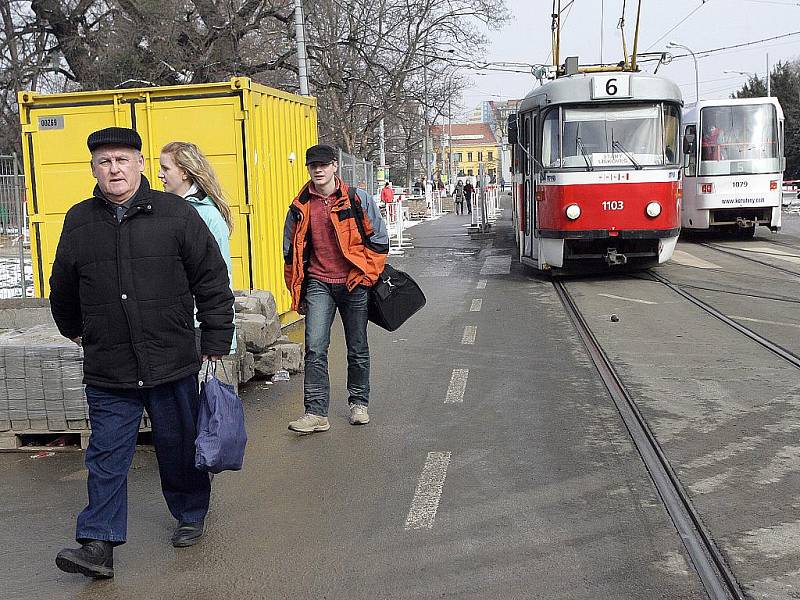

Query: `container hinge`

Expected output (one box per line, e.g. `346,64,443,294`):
239,205,252,214
28,213,44,223
234,109,247,121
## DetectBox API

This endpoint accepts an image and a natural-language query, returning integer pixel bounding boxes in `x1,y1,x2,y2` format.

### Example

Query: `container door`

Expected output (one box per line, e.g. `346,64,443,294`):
133,92,252,290
22,101,130,296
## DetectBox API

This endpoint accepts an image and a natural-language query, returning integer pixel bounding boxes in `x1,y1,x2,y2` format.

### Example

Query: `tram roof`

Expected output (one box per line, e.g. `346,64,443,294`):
682,96,784,122
518,72,682,113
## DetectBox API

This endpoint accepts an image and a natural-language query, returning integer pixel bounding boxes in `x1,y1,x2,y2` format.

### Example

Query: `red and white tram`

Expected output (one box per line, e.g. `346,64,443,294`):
509,71,683,271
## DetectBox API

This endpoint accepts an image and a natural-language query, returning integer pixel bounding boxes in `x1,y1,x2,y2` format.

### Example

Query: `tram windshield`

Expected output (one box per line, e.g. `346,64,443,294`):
699,104,780,176
552,104,679,169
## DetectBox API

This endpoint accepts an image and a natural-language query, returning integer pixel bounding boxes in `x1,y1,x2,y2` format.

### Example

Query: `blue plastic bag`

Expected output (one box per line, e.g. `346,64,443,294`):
195,363,247,473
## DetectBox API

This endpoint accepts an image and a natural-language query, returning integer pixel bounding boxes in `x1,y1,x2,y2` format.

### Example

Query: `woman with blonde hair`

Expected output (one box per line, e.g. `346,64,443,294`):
159,141,236,353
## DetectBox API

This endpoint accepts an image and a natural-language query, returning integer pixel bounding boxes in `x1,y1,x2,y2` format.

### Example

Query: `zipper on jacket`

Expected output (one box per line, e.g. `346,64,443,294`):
117,209,147,386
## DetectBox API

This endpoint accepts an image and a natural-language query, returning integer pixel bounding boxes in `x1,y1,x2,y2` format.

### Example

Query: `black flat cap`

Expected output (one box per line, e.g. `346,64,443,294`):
87,127,142,152
305,144,337,165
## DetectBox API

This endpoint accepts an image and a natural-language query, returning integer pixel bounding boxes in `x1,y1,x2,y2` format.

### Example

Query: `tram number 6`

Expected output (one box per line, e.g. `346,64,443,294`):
602,200,624,211
605,79,618,96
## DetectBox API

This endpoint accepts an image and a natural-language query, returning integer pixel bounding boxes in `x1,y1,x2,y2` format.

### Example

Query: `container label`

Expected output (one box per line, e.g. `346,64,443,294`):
38,115,64,130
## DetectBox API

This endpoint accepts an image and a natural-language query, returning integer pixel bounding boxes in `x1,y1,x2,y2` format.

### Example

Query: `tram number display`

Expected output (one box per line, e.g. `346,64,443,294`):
591,75,631,99
602,200,625,211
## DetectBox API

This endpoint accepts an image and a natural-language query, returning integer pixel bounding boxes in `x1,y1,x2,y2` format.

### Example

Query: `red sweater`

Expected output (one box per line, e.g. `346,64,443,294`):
307,183,353,284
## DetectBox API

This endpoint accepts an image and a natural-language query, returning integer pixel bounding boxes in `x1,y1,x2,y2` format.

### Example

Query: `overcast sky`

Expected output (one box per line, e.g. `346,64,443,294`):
456,0,800,118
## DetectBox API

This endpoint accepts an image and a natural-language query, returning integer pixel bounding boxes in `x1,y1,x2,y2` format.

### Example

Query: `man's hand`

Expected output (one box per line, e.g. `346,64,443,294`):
203,355,223,362
71,336,82,346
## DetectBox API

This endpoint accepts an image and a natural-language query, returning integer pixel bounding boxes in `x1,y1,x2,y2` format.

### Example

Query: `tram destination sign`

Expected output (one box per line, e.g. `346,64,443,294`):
591,74,631,100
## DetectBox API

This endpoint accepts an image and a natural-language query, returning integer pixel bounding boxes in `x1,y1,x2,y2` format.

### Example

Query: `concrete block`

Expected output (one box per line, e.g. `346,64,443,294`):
279,343,304,373
234,297,261,315
253,347,279,379
239,352,255,383
236,313,269,353
264,315,281,348
250,290,277,320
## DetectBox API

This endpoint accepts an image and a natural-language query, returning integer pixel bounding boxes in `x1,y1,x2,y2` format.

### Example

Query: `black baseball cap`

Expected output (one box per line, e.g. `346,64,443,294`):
87,127,142,152
305,144,337,165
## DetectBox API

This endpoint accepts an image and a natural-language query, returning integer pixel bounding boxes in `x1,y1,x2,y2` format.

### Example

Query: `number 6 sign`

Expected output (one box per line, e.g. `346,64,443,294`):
591,74,631,99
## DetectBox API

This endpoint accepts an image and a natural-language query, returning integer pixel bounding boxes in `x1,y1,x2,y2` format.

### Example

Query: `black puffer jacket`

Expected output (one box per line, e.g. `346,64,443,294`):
49,176,234,389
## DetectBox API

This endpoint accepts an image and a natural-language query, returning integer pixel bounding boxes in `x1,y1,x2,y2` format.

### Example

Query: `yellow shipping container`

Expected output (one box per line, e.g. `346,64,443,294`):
18,77,317,315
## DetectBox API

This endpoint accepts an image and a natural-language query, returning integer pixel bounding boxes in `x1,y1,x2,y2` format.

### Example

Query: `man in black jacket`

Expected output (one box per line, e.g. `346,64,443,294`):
51,127,234,579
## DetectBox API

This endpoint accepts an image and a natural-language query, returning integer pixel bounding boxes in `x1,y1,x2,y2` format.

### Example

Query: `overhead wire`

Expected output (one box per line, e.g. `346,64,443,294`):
644,0,710,52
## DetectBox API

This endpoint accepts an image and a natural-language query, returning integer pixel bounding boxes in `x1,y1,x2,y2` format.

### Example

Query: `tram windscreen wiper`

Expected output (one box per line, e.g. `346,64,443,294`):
575,124,593,171
611,134,642,170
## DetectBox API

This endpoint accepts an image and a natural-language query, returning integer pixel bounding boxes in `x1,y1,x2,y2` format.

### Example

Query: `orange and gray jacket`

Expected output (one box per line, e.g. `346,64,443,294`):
283,180,389,312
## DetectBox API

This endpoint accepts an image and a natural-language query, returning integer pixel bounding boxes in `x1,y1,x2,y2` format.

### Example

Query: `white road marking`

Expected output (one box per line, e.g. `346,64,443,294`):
470,299,483,312
404,451,452,530
597,293,658,305
462,326,477,345
480,255,512,275
730,316,800,329
748,247,800,265
671,250,721,269
477,280,487,289
445,369,469,403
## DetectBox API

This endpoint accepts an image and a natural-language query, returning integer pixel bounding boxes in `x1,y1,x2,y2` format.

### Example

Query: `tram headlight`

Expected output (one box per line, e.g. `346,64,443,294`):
645,201,662,218
565,204,581,220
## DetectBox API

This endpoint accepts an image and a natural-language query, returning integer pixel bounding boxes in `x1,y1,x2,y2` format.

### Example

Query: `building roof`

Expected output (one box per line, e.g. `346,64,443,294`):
430,122,498,147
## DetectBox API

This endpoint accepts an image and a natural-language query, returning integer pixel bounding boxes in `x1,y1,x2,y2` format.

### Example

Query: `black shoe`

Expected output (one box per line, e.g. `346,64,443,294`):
55,540,114,579
171,520,205,547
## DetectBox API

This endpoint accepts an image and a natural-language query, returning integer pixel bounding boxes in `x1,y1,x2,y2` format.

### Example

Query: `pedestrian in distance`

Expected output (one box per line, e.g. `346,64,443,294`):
463,180,474,214
380,181,395,205
158,141,237,355
50,127,235,579
283,144,388,433
453,180,465,215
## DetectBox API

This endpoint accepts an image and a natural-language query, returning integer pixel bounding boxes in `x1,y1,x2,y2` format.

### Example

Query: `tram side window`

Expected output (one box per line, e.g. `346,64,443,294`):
683,125,697,177
664,104,680,165
541,109,560,168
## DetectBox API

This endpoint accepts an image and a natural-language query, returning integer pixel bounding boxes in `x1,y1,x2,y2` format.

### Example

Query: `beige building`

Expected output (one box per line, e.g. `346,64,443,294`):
429,123,500,184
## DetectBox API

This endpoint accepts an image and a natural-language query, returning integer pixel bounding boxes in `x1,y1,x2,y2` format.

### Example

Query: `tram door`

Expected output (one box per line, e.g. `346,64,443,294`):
522,113,535,258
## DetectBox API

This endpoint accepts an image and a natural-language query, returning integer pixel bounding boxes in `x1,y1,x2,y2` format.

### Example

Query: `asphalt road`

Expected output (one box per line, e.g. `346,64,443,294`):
0,199,706,599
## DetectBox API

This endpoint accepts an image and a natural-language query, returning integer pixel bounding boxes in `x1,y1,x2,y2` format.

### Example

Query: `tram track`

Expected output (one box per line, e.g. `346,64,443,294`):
697,241,800,278
553,279,744,600
649,270,800,370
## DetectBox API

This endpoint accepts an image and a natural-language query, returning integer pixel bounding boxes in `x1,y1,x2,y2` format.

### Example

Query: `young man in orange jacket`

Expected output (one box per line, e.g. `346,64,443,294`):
283,144,388,433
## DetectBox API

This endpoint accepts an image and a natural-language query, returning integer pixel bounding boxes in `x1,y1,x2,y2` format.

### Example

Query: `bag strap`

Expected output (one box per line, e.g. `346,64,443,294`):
348,187,370,248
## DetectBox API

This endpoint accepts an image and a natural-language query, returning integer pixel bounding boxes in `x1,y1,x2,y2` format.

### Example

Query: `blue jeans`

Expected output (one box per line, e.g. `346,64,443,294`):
76,374,210,545
304,278,370,417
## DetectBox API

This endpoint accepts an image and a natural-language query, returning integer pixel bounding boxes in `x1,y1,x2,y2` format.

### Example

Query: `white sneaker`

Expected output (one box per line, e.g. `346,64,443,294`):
349,403,370,425
288,413,330,433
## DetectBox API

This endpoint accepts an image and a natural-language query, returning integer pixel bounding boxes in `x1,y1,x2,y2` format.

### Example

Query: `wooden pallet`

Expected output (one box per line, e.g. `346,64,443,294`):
0,428,152,452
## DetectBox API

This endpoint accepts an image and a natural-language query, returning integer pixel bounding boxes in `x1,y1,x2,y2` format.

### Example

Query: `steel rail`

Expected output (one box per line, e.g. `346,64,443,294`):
553,279,744,600
651,271,800,370
698,242,800,278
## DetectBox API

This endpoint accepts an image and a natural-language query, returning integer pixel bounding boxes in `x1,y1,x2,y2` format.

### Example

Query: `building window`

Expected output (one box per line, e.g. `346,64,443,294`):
488,151,493,161
478,151,483,162
455,152,462,162
467,169,474,176
457,169,465,177
467,152,473,162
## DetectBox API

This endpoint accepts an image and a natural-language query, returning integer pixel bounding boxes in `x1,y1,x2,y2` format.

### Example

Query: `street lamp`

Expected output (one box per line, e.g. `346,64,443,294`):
667,41,698,103
723,67,770,96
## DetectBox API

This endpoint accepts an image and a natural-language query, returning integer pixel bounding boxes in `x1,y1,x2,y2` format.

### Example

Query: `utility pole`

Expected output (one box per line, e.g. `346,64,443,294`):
767,53,771,96
294,0,309,95
422,43,430,189
378,118,387,187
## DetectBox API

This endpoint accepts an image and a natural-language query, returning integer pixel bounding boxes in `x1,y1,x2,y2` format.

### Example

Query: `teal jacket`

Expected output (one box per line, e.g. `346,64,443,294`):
185,191,237,354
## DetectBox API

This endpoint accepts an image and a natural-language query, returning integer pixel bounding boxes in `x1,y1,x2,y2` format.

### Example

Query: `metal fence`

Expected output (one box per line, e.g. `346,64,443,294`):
0,154,31,299
338,149,376,196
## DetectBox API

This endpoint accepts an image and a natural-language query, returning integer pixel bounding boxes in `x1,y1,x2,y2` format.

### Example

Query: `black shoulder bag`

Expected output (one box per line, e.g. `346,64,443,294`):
348,189,426,331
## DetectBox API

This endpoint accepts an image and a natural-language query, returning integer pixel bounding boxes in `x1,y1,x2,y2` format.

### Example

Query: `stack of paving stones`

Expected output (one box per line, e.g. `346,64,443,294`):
0,291,303,449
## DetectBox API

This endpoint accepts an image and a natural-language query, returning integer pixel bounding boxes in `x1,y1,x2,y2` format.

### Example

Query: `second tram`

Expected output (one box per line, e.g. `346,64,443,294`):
680,97,785,237
509,71,683,271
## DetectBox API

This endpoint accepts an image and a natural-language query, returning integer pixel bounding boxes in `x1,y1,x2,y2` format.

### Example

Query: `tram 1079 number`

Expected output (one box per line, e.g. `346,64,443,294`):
601,200,625,211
